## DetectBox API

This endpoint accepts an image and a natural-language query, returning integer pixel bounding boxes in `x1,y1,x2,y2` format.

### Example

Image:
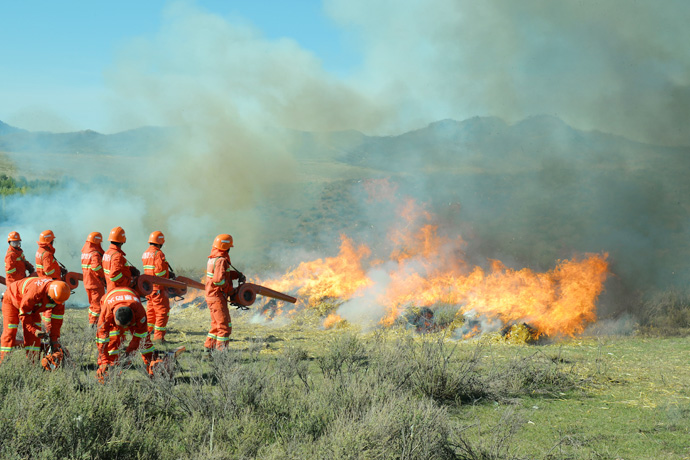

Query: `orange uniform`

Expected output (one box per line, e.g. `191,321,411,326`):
204,247,241,350
35,243,61,280
5,245,33,284
96,287,155,370
34,243,64,341
102,244,134,291
142,245,171,340
81,242,106,325
1,277,55,360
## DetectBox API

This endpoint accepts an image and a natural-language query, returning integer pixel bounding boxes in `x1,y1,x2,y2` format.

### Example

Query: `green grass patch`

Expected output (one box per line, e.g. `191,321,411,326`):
0,306,688,459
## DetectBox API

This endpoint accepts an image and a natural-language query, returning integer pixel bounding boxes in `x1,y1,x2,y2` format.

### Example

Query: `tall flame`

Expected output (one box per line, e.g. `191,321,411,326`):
257,180,609,337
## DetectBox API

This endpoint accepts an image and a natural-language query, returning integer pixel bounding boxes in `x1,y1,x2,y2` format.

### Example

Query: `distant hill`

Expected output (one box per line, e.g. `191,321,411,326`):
0,122,177,156
0,120,26,136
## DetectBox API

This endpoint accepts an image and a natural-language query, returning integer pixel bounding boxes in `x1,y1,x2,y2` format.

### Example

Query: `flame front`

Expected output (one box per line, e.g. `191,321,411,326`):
263,235,373,308
258,182,609,338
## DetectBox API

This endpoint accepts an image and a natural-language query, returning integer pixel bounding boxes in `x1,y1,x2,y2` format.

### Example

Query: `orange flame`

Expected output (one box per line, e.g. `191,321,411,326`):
323,313,345,329
263,235,373,307
259,190,609,338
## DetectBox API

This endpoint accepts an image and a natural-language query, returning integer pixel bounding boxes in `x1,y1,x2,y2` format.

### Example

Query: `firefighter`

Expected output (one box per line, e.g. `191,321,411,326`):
0,278,70,363
4,231,34,285
35,230,67,343
81,232,106,326
204,233,244,351
95,286,160,381
142,231,175,342
102,226,139,291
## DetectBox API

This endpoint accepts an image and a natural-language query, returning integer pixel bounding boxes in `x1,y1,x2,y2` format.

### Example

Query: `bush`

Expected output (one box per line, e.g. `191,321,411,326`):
633,288,690,335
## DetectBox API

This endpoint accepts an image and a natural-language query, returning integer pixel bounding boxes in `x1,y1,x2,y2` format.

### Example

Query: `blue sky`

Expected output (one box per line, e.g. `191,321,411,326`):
0,1,360,133
1,0,688,146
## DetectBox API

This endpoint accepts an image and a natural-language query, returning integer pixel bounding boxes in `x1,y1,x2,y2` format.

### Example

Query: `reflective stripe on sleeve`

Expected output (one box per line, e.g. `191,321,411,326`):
140,345,155,354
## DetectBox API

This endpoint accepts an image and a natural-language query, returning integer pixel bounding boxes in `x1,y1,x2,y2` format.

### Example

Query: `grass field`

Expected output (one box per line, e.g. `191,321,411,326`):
1,300,688,460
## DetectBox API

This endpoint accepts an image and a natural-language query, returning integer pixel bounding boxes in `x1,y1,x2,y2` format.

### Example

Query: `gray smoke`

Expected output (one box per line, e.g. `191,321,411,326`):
327,0,690,146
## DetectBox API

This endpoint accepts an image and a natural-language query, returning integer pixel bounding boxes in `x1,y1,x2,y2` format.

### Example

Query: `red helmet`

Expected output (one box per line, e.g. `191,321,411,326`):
38,230,55,244
48,281,71,303
213,234,233,251
86,232,103,244
148,231,165,245
109,226,126,244
8,231,21,242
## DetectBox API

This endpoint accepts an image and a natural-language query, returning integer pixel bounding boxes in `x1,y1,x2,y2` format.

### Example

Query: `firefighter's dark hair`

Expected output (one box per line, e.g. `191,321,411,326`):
115,306,133,326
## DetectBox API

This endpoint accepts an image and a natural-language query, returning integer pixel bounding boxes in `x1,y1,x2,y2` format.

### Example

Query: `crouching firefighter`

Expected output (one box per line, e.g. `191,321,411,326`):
35,230,68,343
0,278,71,364
96,287,161,382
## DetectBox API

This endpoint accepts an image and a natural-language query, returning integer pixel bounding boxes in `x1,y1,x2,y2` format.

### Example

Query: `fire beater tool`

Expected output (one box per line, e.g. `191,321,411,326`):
229,279,297,310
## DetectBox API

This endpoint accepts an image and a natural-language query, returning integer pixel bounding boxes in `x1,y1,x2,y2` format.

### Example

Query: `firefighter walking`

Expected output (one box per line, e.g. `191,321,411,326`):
204,233,244,351
142,231,174,342
81,232,106,326
5,231,34,284
0,277,70,363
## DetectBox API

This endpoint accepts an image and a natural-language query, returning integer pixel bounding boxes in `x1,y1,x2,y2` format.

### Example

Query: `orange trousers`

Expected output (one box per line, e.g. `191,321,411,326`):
86,286,105,325
1,295,42,362
146,289,170,340
204,297,232,350
97,328,155,367
41,302,64,342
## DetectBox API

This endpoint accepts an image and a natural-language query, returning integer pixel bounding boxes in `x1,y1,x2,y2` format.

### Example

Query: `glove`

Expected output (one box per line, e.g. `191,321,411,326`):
147,358,166,376
60,266,68,279
25,262,35,275
36,331,48,339
96,364,110,383
238,273,246,284
41,350,64,371
130,266,141,278
169,268,176,280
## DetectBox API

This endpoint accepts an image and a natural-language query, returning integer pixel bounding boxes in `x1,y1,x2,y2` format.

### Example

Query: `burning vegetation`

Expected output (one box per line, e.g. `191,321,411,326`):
253,180,609,341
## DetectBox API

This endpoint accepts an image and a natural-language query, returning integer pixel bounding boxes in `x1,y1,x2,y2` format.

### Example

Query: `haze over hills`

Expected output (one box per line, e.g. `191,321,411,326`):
1,115,689,314
0,121,178,157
